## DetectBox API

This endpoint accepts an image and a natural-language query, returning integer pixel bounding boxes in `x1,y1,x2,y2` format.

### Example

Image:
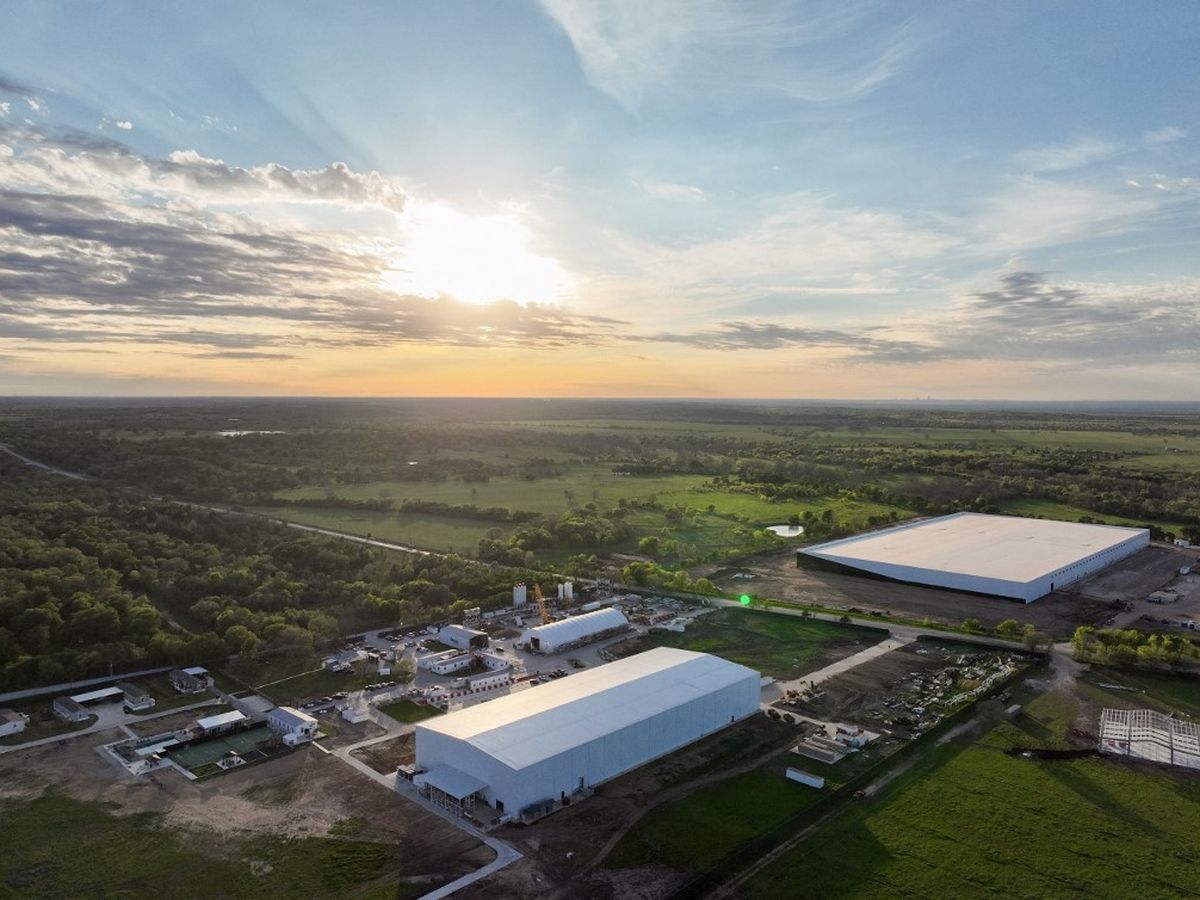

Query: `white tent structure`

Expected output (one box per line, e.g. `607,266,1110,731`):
521,607,629,653
800,512,1148,603
414,647,759,818
1099,708,1200,770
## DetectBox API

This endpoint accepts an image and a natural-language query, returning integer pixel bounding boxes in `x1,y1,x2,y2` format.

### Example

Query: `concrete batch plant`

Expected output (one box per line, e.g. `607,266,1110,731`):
412,647,760,818
799,512,1149,603
520,607,629,654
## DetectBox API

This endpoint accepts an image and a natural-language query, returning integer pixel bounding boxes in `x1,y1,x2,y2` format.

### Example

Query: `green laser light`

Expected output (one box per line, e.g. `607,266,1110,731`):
739,594,751,606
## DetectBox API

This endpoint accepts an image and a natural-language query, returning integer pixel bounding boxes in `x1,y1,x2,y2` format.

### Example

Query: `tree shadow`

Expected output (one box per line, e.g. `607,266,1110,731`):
1043,762,1165,838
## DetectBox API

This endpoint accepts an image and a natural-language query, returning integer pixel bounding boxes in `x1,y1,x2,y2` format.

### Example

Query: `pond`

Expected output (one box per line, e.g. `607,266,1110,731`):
767,524,806,537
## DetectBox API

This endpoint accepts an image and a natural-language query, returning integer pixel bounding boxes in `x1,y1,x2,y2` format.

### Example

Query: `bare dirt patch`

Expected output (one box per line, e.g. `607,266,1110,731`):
0,725,492,882
1073,545,1193,602
352,734,415,774
715,548,1113,637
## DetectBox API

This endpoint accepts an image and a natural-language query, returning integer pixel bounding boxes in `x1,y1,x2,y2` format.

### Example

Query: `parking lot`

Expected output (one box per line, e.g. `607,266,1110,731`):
299,596,707,717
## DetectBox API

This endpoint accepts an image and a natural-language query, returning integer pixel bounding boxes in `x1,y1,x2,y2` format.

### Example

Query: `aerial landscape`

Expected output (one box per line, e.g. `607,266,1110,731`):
1,3,1198,899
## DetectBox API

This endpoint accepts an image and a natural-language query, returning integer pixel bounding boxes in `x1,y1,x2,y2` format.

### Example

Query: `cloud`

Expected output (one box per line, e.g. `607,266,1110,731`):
971,178,1157,251
0,102,9,118
0,73,38,99
162,150,407,212
1013,138,1118,173
637,178,705,200
601,192,958,317
539,0,917,107
98,117,133,131
0,121,407,212
640,320,937,359
1144,126,1186,145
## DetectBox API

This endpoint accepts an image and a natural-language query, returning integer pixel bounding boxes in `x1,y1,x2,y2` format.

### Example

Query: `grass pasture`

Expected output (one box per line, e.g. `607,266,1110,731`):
251,506,509,554
0,792,423,899
274,466,713,515
376,699,442,724
611,607,885,682
743,683,1200,899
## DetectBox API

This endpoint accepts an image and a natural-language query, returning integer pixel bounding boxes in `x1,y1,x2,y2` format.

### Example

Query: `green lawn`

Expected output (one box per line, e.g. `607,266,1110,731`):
611,607,885,681
0,792,424,899
606,761,825,873
997,498,1190,533
257,667,380,705
744,686,1200,899
376,699,442,724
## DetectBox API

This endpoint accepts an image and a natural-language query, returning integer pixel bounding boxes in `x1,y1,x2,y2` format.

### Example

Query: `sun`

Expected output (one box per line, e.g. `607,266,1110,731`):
383,203,572,305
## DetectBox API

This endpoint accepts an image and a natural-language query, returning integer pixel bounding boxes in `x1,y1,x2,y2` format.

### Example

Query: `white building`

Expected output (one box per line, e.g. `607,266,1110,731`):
513,583,528,608
414,647,760,818
521,607,629,654
196,710,248,735
0,708,29,737
267,706,320,746
438,624,489,651
800,512,1150,603
426,652,477,675
1099,708,1200,770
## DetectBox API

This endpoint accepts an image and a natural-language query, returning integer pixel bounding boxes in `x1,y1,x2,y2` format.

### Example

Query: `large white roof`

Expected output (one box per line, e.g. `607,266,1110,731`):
417,647,758,770
804,512,1146,583
523,607,628,646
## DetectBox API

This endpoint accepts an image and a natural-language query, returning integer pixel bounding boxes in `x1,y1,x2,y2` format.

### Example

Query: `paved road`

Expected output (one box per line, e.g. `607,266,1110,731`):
0,665,176,705
0,696,222,755
705,596,1034,653
0,442,87,479
326,716,524,900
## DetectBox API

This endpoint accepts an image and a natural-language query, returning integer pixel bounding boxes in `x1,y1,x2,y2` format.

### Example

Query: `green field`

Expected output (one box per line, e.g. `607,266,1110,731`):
653,489,908,528
612,607,885,682
251,507,509,554
0,792,424,899
743,684,1200,899
606,760,825,873
376,699,442,724
996,498,1190,533
275,465,713,515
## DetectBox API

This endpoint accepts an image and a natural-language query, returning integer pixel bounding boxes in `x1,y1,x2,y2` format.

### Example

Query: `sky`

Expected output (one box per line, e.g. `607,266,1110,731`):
0,0,1197,399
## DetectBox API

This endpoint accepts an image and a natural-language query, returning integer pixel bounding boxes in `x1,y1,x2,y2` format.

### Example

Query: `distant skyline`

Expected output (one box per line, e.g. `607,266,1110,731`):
1,1,1198,399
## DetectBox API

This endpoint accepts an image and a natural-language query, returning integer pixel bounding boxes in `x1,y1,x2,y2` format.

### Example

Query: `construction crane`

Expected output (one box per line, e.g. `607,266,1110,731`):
532,583,552,625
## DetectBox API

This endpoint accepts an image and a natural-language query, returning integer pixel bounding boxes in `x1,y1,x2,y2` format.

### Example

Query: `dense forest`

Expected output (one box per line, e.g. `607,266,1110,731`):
0,457,528,690
4,401,1198,541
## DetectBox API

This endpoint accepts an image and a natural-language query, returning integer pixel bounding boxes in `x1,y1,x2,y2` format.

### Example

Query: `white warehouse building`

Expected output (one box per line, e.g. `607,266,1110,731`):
800,512,1149,603
414,647,759,818
521,607,629,654
438,624,489,651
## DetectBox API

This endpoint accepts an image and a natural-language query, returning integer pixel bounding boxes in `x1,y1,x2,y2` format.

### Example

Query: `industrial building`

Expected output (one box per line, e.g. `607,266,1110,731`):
1099,708,1200,770
521,607,629,654
800,512,1149,603
438,624,489,651
414,647,760,818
